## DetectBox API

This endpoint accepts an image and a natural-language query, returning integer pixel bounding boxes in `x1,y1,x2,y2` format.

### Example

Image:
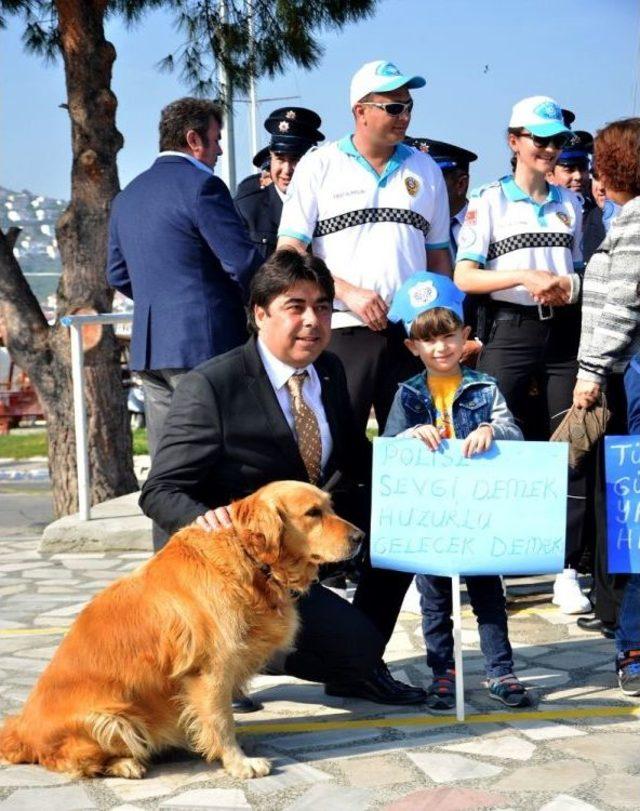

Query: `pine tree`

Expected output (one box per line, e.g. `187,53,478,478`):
0,0,376,517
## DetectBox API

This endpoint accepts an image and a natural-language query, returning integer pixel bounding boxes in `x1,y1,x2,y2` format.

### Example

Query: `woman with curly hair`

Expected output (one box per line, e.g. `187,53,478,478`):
574,118,640,405
573,117,640,696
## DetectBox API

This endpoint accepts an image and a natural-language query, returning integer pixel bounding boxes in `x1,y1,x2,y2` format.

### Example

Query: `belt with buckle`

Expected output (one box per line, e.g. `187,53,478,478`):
492,302,555,322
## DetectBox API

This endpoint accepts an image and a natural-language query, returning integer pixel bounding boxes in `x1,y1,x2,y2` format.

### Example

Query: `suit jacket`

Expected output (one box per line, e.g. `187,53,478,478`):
106,155,262,371
234,182,283,259
139,338,373,537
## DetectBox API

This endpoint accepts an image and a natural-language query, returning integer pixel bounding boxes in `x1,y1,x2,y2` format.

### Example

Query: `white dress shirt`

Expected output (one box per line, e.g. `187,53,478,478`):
157,151,214,176
257,338,333,472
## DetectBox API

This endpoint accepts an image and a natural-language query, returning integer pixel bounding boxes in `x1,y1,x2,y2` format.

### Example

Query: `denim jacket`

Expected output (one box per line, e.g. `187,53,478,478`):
383,366,522,441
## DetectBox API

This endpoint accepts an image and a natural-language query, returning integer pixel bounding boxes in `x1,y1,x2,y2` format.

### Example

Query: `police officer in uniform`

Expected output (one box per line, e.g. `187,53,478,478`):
547,129,606,264
548,129,593,200
234,107,324,258
405,137,484,356
404,137,478,261
235,156,271,199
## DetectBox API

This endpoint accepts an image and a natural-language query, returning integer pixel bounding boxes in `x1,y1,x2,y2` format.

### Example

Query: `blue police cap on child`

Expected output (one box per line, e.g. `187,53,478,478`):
388,271,466,334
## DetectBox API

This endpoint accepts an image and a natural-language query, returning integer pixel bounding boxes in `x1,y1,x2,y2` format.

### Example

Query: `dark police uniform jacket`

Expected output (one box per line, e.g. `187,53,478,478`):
234,182,283,259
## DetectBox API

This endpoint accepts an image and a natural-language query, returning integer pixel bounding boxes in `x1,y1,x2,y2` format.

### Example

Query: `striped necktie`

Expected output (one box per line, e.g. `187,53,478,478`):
286,372,322,484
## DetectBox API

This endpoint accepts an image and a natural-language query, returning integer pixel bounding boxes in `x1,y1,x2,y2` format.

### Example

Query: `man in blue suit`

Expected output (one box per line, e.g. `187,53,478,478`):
107,98,262,521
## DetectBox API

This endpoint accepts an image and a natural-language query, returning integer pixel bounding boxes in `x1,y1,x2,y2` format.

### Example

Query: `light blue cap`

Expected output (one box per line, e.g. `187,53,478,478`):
509,95,571,138
388,272,466,334
350,60,426,108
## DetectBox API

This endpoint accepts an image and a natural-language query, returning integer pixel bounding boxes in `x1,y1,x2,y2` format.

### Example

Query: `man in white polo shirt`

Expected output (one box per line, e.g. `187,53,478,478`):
277,60,451,435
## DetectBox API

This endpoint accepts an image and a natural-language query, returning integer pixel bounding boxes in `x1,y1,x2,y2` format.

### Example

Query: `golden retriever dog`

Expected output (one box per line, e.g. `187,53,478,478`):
0,481,362,780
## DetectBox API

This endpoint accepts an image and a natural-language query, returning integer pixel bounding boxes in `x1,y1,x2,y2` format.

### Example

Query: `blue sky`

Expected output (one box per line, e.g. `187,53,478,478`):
2,0,639,201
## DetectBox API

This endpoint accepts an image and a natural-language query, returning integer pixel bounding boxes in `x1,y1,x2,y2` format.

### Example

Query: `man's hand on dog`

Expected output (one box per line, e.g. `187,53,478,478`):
195,506,232,531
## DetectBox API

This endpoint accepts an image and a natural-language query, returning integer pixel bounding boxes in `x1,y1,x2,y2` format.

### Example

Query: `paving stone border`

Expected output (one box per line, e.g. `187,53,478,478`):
1,539,640,809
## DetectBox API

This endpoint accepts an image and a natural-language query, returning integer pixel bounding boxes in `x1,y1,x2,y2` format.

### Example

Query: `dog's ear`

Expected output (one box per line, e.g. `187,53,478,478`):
231,494,284,566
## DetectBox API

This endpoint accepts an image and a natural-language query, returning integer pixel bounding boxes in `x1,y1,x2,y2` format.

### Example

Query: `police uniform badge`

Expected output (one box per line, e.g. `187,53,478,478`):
278,121,290,133
285,110,297,120
405,176,420,197
556,211,570,227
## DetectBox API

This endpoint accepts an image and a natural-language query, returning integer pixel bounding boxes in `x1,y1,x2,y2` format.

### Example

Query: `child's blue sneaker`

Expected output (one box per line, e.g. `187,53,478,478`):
426,670,456,710
617,650,640,696
485,674,531,708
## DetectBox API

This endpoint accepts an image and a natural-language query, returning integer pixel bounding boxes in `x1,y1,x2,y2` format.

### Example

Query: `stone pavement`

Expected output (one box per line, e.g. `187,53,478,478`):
1,537,639,810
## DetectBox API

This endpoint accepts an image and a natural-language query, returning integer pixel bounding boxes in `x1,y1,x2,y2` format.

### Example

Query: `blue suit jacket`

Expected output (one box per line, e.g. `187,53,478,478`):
107,155,262,371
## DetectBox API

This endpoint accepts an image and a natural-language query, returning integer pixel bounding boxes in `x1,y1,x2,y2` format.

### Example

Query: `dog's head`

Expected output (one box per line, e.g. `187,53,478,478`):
230,481,363,586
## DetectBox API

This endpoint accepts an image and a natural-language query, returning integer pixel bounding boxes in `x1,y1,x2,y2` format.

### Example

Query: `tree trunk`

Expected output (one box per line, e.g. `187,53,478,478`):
0,0,137,517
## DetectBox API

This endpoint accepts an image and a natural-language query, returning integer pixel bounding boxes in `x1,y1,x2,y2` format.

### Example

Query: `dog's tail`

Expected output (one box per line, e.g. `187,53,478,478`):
0,715,36,765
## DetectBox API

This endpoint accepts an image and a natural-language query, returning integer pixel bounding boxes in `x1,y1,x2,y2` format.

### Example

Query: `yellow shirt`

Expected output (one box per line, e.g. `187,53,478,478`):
427,373,462,439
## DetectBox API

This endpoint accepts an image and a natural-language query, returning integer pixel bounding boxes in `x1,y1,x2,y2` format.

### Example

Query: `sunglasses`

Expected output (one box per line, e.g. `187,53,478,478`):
518,131,571,150
359,100,414,117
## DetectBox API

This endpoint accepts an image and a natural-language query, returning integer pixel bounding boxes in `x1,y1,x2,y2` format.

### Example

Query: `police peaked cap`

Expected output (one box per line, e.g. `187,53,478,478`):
252,147,271,170
252,106,324,168
264,107,324,140
404,137,477,171
557,130,593,166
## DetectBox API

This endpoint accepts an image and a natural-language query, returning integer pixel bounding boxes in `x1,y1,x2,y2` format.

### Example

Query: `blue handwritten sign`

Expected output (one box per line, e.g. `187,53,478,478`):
371,438,568,576
605,435,640,573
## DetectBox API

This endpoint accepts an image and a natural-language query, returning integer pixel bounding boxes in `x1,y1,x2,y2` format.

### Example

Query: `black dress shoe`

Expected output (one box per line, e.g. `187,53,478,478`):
576,616,616,639
232,693,263,713
325,662,427,705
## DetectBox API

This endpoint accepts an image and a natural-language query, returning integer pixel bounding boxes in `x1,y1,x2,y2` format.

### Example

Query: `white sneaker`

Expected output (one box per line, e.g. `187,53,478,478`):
552,568,592,614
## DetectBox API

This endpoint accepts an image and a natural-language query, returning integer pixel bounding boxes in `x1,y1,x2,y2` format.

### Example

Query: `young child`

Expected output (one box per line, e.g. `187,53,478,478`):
384,271,530,710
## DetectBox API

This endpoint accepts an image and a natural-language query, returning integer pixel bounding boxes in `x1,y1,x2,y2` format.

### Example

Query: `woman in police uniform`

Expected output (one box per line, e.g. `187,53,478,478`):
454,95,590,614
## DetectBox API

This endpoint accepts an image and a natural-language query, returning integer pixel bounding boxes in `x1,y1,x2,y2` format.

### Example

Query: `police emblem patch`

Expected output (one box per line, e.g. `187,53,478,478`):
405,177,420,197
409,280,438,308
534,100,562,121
285,110,296,120
556,212,570,226
278,121,290,133
464,209,477,226
376,62,401,77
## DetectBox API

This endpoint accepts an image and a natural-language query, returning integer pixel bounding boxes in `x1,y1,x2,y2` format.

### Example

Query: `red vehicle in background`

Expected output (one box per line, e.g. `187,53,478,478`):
0,345,44,435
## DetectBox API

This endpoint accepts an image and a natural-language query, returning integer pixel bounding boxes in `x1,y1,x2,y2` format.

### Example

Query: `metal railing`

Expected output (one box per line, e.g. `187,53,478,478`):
60,312,133,520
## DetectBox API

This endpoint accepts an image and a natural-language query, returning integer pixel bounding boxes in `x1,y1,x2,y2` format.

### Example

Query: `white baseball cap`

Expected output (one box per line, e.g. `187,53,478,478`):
349,60,426,109
509,96,571,137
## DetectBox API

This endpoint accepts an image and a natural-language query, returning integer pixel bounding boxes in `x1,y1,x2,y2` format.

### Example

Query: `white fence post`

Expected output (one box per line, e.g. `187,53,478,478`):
61,313,133,521
68,322,91,520
452,574,465,722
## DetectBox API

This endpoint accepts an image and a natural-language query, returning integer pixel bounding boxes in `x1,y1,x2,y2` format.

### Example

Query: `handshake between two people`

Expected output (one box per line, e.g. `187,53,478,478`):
522,270,572,307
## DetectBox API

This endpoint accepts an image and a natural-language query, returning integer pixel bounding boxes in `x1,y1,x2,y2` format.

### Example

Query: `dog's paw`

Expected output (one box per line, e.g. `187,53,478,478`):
225,755,271,779
105,757,147,779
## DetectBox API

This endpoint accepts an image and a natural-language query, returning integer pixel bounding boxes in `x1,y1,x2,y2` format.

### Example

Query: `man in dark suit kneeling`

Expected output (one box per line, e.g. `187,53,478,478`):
140,250,426,708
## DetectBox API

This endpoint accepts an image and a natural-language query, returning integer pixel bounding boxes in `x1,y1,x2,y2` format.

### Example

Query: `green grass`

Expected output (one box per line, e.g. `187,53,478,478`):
131,428,148,455
0,430,48,459
0,428,149,459
2,425,370,460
